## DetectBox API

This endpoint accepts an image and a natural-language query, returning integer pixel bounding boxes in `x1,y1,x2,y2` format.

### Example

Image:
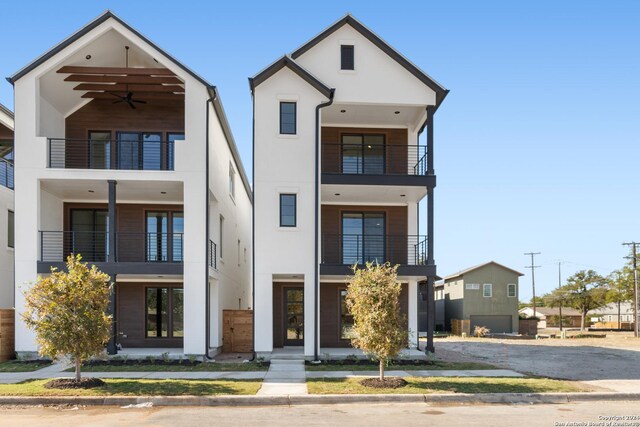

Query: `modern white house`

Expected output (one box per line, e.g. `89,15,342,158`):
8,11,252,357
0,103,14,309
251,15,448,359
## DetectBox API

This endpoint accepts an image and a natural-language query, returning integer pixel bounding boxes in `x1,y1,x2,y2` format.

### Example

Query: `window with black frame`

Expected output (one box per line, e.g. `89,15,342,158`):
146,287,183,338
340,289,356,339
279,194,297,227
279,102,296,135
341,212,385,265
341,134,385,174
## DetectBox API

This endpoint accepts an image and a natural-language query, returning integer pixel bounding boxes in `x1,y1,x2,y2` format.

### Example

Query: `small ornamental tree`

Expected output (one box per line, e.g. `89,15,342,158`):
345,262,407,382
564,270,607,331
23,255,112,382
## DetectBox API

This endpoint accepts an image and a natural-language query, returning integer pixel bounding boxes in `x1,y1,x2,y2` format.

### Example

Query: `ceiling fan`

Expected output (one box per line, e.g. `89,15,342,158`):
110,46,147,109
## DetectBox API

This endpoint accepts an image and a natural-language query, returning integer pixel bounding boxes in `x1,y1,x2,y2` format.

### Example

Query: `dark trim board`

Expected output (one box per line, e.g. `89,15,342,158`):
249,56,333,99
38,262,183,275
322,173,435,188
320,264,436,277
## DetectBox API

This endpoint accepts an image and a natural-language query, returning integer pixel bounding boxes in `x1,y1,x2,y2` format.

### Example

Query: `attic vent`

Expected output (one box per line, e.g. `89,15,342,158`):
341,45,354,70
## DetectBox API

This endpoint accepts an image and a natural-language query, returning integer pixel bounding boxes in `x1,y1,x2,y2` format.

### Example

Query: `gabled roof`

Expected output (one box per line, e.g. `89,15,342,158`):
249,55,334,99
445,261,525,280
290,14,449,107
0,103,13,119
7,10,211,87
519,306,582,317
6,10,252,199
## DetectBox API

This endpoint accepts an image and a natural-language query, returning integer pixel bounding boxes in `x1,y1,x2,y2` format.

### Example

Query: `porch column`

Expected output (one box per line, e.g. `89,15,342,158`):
407,280,418,348
426,106,436,354
106,180,117,355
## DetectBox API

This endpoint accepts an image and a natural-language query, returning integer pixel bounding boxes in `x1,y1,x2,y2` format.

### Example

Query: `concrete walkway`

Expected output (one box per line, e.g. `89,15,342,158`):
257,359,307,396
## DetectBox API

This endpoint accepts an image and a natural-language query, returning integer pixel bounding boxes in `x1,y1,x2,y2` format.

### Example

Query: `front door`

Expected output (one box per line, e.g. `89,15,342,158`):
284,288,304,346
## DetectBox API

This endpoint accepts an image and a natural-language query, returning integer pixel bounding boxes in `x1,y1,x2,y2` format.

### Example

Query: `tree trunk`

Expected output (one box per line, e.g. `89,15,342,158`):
581,311,586,331
379,359,384,381
75,359,81,382
618,301,621,330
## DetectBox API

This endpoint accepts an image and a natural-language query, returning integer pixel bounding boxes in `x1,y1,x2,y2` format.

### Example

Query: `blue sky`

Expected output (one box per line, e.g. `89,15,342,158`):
2,1,639,301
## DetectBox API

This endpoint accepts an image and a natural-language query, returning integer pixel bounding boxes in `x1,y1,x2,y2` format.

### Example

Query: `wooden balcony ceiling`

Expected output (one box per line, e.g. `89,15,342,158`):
57,66,184,101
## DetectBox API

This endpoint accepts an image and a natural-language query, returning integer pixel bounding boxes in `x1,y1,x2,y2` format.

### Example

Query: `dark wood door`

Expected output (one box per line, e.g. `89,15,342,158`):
284,288,304,346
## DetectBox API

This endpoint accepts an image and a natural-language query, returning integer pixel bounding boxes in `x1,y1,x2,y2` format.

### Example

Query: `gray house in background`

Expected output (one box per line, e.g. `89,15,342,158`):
436,261,523,333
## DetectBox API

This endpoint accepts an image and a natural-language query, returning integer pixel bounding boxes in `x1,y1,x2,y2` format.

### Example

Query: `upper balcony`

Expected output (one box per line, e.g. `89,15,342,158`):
0,158,14,190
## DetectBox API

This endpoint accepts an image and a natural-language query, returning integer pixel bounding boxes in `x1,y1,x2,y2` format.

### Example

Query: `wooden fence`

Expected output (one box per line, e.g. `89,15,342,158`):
592,321,634,330
0,309,14,362
222,310,253,353
451,319,470,336
518,318,538,336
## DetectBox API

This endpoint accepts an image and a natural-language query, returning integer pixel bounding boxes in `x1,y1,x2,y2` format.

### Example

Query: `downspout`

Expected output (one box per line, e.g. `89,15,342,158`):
204,89,215,360
314,89,335,362
250,85,256,362
415,114,428,348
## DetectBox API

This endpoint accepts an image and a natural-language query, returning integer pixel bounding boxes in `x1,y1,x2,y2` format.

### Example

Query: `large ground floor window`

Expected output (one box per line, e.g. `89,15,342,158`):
145,287,184,338
339,289,356,340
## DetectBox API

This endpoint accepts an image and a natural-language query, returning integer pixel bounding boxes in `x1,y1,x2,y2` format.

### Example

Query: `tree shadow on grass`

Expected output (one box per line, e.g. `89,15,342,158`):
98,379,262,396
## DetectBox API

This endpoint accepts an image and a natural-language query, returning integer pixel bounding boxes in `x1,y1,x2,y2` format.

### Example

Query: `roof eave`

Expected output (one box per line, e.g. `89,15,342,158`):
249,56,333,99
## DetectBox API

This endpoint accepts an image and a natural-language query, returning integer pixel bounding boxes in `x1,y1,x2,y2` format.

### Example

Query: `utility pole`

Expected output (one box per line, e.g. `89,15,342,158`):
558,261,563,332
525,252,541,319
623,242,639,338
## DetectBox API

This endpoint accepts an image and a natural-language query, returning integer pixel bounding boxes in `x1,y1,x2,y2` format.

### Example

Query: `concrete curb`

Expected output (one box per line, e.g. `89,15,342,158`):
0,392,639,407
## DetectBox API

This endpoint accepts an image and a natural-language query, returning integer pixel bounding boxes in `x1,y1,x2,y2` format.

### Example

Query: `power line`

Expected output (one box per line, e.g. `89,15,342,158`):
524,252,541,316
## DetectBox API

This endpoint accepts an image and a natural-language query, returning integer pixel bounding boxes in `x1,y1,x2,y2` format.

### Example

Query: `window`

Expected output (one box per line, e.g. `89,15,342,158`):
342,212,385,264
219,215,224,259
7,210,14,248
145,287,183,338
341,134,385,174
465,283,480,290
70,209,108,262
229,164,236,198
88,131,111,169
279,102,296,135
341,45,354,70
507,283,517,298
340,289,356,339
483,283,493,298
279,194,297,227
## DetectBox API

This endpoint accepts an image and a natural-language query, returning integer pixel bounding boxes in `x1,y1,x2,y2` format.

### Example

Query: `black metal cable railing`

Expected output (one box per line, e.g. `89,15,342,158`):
209,240,217,270
321,234,428,266
0,158,14,189
48,138,175,170
321,144,427,175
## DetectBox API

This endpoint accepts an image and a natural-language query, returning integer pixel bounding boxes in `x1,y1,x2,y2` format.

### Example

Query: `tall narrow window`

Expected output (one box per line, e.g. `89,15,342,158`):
279,102,296,135
229,163,236,198
7,210,14,249
88,131,111,169
219,215,225,259
279,194,297,227
507,283,517,298
483,283,493,298
341,45,354,70
340,289,356,339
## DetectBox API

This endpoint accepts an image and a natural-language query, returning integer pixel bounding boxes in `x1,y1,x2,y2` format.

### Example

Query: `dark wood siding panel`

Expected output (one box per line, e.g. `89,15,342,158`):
321,127,408,174
64,99,184,169
321,205,408,265
116,282,183,348
320,283,409,348
63,203,183,262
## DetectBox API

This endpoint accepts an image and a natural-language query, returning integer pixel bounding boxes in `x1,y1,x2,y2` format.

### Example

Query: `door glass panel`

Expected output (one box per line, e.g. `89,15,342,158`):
340,289,356,339
89,132,110,169
342,213,363,265
285,289,304,343
147,212,168,262
172,212,184,262
364,213,385,263
172,288,184,338
70,209,108,262
363,135,385,174
146,288,168,338
118,132,140,170
142,133,162,170
341,135,362,174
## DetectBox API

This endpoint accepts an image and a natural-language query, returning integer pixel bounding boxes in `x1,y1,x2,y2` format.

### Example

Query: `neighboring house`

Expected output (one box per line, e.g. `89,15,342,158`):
0,104,14,309
589,301,634,329
8,11,252,356
518,306,583,329
438,262,523,334
251,15,447,358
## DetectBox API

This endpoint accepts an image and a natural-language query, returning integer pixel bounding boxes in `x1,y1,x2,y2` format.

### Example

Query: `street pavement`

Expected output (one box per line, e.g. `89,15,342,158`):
0,401,639,426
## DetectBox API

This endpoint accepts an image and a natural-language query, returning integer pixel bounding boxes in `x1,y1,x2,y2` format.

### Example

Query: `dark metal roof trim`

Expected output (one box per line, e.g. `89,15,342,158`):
290,14,449,107
207,87,253,201
249,55,333,99
7,10,212,87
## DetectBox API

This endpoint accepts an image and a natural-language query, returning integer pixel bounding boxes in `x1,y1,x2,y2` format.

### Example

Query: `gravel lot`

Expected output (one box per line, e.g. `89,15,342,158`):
431,333,640,381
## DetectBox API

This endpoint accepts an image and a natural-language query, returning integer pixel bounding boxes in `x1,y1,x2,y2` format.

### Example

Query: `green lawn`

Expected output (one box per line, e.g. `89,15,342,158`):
306,361,497,371
0,378,261,396
70,362,268,372
0,360,52,372
307,377,585,395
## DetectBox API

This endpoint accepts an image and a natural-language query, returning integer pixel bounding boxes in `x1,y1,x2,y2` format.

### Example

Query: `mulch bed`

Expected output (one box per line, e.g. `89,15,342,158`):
360,377,407,389
44,378,105,389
